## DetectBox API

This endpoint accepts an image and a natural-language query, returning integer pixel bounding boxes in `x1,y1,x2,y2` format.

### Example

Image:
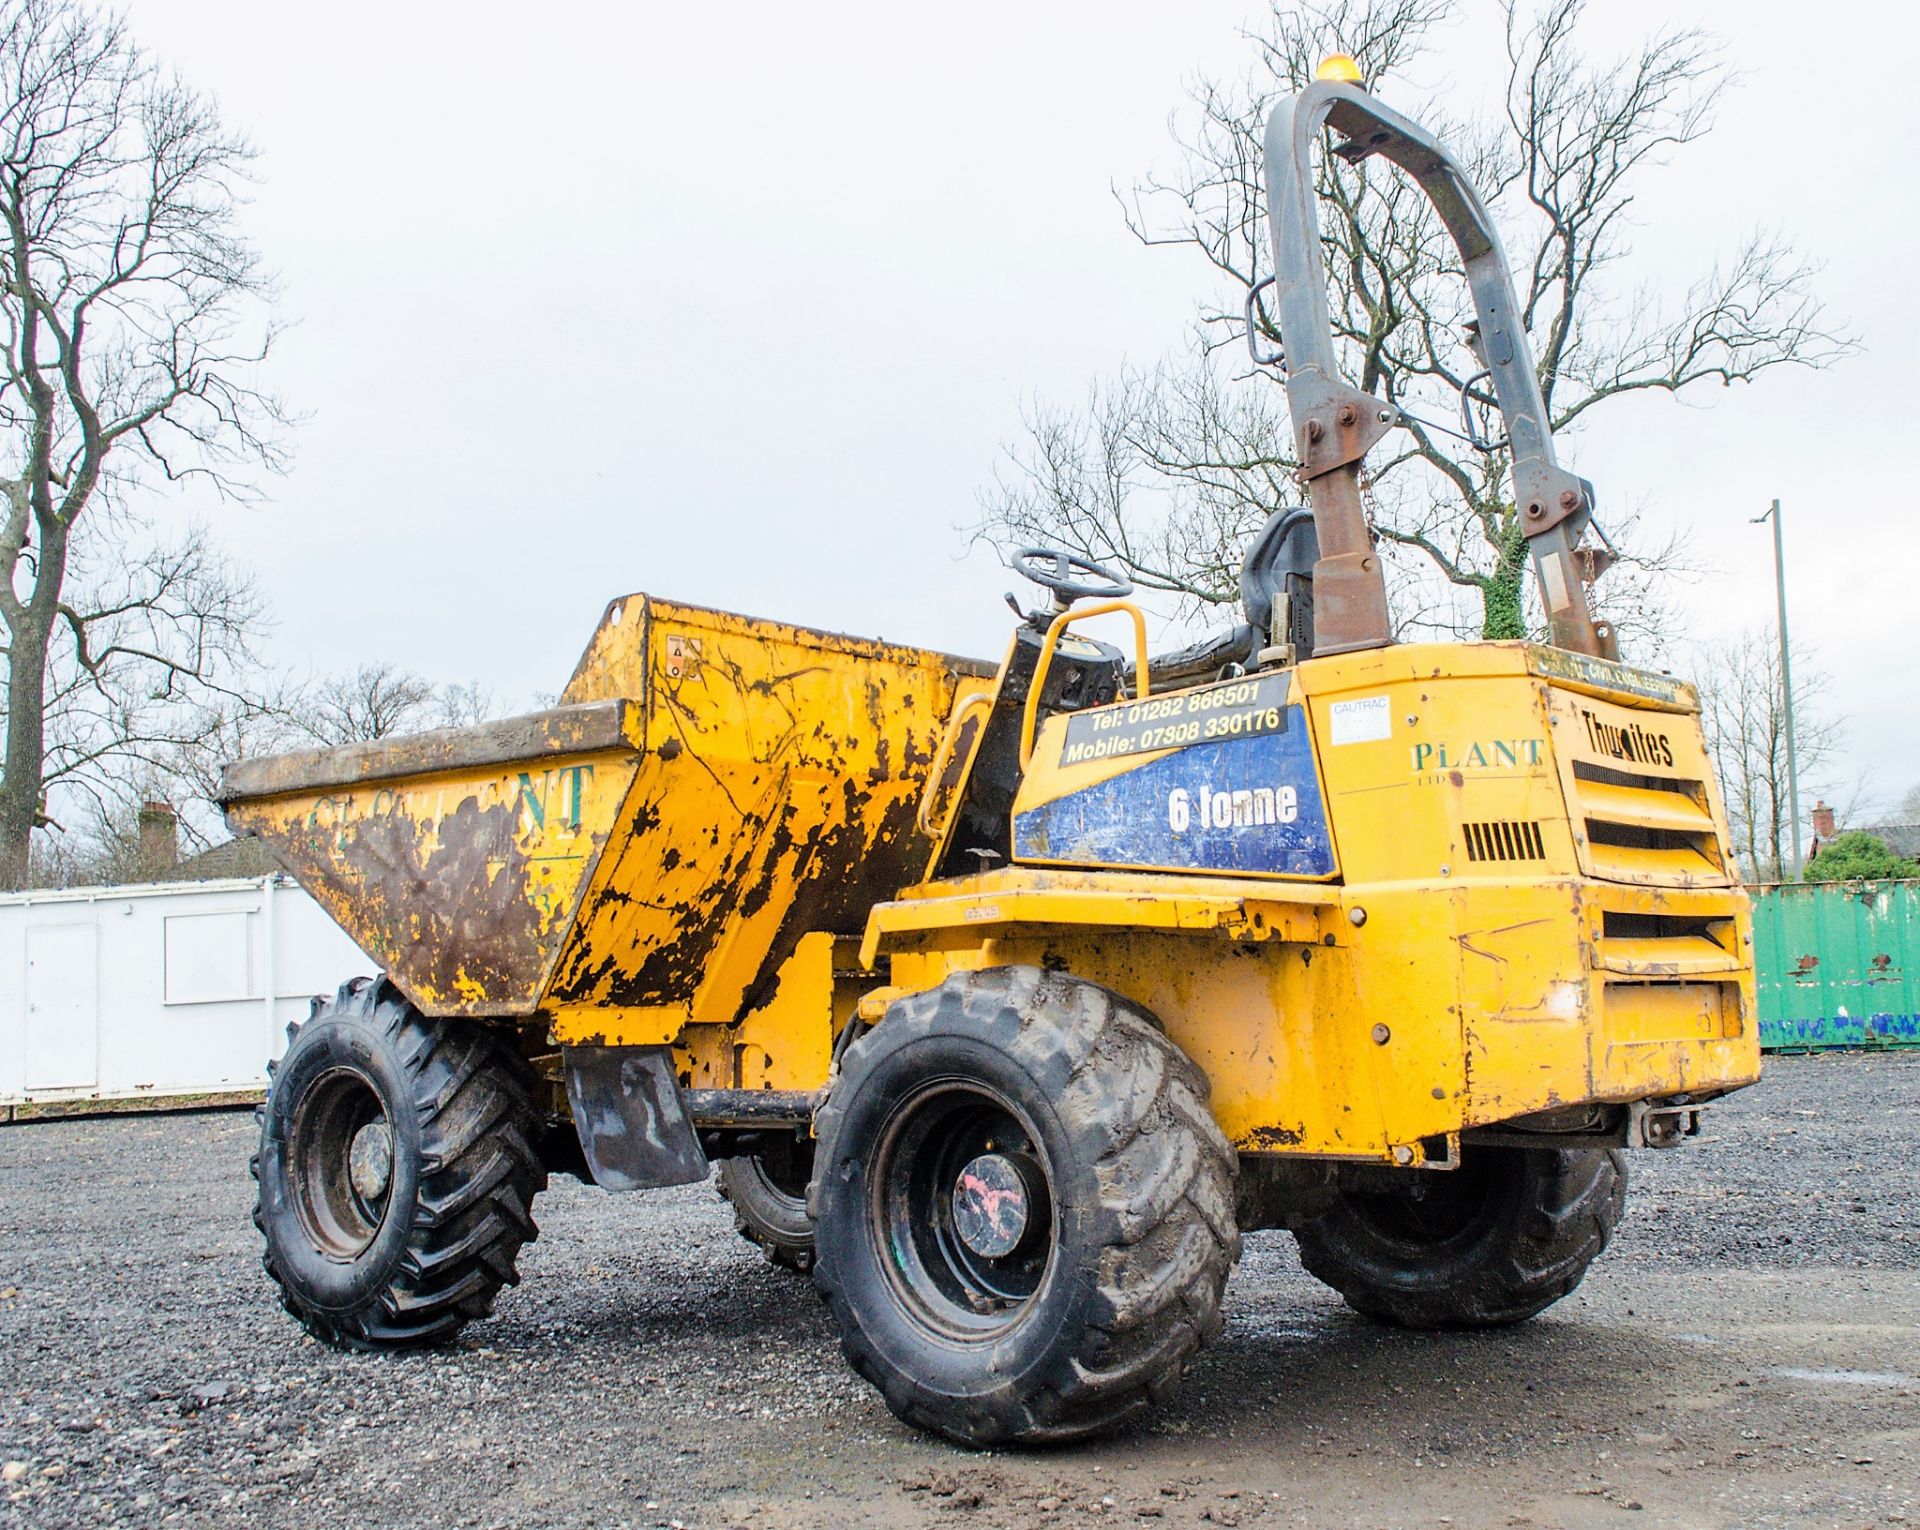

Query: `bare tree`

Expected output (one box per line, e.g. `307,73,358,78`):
431,678,499,731
227,665,500,755
7,518,267,851
44,783,174,884
129,664,303,850
1693,627,1841,882
0,0,287,887
283,662,447,747
178,664,497,812
979,0,1849,653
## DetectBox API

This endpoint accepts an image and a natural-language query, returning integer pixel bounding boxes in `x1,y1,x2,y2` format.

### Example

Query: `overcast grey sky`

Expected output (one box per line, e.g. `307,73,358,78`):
127,0,1919,809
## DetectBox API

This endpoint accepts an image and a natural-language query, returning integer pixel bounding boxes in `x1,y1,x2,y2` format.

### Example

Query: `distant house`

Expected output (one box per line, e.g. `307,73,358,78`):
127,802,282,885
141,834,283,884
1805,800,1920,863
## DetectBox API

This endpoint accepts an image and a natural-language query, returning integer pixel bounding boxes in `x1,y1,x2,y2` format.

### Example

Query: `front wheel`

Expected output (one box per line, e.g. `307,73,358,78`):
250,976,547,1350
1292,1146,1625,1328
811,967,1239,1447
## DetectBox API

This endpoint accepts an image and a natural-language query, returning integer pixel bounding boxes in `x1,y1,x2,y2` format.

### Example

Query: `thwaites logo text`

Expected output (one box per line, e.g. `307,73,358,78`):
1578,707,1674,768
1167,782,1299,833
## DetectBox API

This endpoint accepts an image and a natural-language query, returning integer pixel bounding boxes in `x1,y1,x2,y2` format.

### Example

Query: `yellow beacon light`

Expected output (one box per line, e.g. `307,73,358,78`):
1315,53,1363,85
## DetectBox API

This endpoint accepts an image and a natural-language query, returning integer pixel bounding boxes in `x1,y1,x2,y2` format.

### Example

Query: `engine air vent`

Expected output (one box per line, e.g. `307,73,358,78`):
1463,820,1545,862
1568,760,1723,883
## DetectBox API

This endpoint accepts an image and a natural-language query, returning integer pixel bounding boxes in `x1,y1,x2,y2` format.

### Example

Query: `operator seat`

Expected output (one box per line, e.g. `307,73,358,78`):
1239,506,1318,653
1143,506,1321,687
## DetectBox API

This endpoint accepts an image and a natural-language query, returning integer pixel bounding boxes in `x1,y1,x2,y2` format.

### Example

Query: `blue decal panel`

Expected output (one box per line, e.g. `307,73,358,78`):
1013,705,1334,877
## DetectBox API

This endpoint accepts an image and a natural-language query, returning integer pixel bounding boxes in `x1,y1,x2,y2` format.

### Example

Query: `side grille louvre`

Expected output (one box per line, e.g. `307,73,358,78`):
1568,760,1724,884
1463,819,1545,862
1595,909,1743,977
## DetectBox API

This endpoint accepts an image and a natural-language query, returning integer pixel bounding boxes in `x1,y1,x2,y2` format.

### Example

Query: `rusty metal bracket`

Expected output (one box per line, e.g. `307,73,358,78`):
1515,466,1593,539
1627,1099,1701,1149
1463,1099,1703,1151
1289,377,1400,481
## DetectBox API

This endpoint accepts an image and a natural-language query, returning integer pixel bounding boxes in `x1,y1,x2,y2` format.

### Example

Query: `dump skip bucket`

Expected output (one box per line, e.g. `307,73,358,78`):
222,596,988,1029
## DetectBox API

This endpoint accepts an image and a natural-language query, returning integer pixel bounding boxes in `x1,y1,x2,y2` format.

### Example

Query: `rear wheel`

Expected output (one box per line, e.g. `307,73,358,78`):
717,1140,816,1273
811,967,1239,1446
1292,1146,1624,1328
251,976,547,1350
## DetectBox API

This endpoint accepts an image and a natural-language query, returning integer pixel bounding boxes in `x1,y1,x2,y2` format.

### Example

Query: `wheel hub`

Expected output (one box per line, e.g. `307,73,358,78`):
951,1152,1030,1258
348,1122,394,1204
872,1084,1055,1338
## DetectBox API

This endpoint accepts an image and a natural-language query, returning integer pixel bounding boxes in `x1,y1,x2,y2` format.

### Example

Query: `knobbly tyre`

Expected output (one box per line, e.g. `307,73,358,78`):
225,62,1760,1446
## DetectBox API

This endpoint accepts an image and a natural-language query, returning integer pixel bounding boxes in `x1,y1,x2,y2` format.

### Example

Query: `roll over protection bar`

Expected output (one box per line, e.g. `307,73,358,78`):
1262,81,1615,659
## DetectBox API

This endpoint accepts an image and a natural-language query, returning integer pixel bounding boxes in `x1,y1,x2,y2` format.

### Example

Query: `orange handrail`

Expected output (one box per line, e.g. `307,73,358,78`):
1019,601,1151,771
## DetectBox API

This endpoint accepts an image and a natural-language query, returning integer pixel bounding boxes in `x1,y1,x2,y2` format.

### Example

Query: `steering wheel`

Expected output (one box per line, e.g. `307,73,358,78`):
1014,546,1134,604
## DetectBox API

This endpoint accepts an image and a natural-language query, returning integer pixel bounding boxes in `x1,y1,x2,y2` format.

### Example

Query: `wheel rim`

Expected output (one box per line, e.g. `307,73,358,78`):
287,1066,394,1260
746,1146,812,1206
1343,1153,1502,1255
869,1080,1055,1340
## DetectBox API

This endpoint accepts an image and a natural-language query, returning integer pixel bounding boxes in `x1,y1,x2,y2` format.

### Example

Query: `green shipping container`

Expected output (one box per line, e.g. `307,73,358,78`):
1753,880,1920,1050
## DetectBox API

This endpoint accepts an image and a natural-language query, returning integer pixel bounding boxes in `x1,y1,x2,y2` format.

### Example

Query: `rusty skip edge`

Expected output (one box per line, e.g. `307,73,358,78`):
216,699,640,806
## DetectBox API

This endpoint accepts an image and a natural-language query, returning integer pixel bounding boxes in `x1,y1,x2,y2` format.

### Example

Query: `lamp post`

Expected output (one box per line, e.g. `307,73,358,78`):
1751,499,1802,879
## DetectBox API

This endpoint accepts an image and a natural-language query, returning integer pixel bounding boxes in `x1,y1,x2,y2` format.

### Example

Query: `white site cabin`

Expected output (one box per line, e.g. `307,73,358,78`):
0,872,370,1118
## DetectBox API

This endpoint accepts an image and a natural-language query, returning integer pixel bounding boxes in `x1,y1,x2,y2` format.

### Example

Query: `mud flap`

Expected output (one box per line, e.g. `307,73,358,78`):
562,1044,710,1190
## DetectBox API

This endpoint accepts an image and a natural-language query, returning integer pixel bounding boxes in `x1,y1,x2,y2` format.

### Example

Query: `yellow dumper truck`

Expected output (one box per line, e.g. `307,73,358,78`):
225,70,1760,1446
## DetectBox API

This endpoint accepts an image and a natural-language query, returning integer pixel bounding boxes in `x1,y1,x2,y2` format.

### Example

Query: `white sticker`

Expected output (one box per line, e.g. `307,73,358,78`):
1328,695,1392,745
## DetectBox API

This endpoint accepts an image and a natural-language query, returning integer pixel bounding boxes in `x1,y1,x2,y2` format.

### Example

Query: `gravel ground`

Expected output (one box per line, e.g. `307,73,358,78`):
1,1050,1916,1530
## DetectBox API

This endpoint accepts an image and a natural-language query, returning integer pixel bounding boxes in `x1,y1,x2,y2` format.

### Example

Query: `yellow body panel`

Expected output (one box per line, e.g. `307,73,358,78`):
868,641,1760,1162
542,598,984,1048
666,931,838,1091
863,868,1753,1161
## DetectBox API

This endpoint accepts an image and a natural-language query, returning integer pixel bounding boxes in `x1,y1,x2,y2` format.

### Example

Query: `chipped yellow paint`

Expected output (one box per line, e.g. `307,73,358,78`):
540,598,987,1046
226,596,987,1049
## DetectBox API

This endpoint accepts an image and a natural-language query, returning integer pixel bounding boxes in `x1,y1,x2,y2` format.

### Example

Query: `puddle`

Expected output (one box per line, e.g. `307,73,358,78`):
1767,1367,1918,1388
